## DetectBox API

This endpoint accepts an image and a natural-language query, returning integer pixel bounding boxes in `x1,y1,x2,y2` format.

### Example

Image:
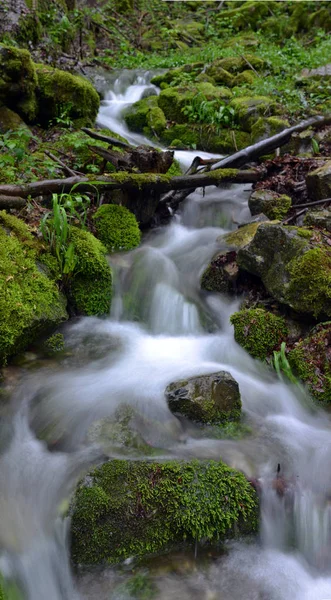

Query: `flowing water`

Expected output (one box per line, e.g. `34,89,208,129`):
1,70,331,599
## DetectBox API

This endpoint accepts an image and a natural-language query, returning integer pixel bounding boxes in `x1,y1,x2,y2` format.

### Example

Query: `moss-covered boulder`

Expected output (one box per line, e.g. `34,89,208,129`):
93,204,141,253
230,308,288,360
157,83,231,125
204,64,235,87
237,223,331,318
0,44,38,122
0,106,30,134
71,458,258,565
68,227,112,316
35,64,99,127
251,117,290,142
151,62,205,88
304,208,331,232
160,123,250,154
215,1,276,31
0,211,68,365
209,56,265,75
165,371,241,424
230,96,277,132
123,95,159,133
288,323,331,404
306,160,331,201
248,189,291,220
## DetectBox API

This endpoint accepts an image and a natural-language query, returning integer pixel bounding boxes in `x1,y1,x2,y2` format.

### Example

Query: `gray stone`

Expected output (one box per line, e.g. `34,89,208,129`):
306,160,331,201
165,371,241,424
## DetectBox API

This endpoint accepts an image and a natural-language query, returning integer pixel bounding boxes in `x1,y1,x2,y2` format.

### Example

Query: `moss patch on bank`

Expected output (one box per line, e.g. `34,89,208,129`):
71,458,258,565
93,204,141,253
0,211,68,365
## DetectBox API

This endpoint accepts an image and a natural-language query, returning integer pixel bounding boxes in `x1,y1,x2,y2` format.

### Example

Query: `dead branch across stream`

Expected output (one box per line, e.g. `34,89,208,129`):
0,169,262,200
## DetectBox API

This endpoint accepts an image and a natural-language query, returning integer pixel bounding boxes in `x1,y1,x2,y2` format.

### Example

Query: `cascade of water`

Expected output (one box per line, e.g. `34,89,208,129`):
1,69,331,600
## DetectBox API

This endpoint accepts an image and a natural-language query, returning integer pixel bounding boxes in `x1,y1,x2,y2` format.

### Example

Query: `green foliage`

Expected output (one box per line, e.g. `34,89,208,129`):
273,342,298,384
0,44,38,122
93,204,141,253
40,194,78,279
230,308,288,361
0,211,67,365
114,573,156,600
71,458,258,564
182,93,237,131
44,332,65,354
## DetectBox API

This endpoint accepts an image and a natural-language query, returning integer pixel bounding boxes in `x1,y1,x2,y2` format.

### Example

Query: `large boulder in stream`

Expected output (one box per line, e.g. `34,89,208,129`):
237,223,331,319
0,211,68,365
165,371,242,424
71,458,258,565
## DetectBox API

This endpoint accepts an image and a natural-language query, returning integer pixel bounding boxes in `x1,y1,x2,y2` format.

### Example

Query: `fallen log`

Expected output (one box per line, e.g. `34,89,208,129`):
211,114,331,171
0,168,262,200
0,195,26,208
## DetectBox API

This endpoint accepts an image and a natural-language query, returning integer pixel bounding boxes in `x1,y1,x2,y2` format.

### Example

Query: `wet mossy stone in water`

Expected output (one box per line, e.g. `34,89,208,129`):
123,96,159,133
288,322,331,404
0,211,68,365
248,189,291,220
93,204,141,252
165,371,241,424
230,308,288,361
237,223,331,318
35,64,99,127
0,44,38,122
68,227,112,316
71,458,258,564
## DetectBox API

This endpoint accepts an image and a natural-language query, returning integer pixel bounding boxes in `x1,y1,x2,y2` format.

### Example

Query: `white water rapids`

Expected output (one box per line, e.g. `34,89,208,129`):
1,70,331,599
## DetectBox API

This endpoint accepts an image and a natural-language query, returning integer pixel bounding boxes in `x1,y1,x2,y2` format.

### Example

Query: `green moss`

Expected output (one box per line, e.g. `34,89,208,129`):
287,247,331,318
123,96,158,133
147,106,166,135
216,1,276,31
166,158,182,177
35,64,99,127
0,107,30,134
248,190,291,220
71,458,258,564
251,117,290,142
233,70,257,87
230,308,288,360
93,204,141,253
224,222,262,248
230,96,277,132
68,227,112,316
160,124,250,153
288,323,331,404
0,44,38,122
44,332,65,354
0,211,68,365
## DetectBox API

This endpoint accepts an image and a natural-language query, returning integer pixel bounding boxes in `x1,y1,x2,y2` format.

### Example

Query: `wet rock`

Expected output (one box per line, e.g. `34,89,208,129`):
248,189,291,220
0,106,30,134
237,223,331,318
306,160,331,201
71,458,258,565
251,116,290,143
304,208,331,231
165,371,241,424
288,322,331,404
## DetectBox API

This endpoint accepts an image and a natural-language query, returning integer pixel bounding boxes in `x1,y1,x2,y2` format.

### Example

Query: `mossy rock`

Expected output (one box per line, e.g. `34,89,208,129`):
68,227,112,316
71,458,258,565
237,223,331,318
93,204,141,253
123,96,159,133
306,160,331,201
151,62,205,88
147,106,167,135
0,106,30,134
230,96,277,132
210,56,265,75
0,44,38,122
251,117,290,143
230,308,288,360
35,64,99,127
304,208,331,232
216,1,277,31
158,83,229,125
0,211,68,365
165,371,242,424
288,323,331,404
232,70,257,87
248,189,291,220
204,64,234,87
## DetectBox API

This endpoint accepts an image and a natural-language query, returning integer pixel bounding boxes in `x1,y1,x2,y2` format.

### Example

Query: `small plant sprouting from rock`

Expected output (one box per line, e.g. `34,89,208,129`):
272,342,299,384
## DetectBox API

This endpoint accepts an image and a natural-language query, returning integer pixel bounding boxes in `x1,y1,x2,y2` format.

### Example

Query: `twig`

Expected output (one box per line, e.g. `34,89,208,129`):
44,151,79,177
282,208,307,224
293,197,331,209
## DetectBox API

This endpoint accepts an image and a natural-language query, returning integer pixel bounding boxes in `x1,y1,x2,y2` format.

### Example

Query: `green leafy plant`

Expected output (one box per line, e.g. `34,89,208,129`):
182,93,237,131
40,194,77,278
273,342,298,384
311,137,320,155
